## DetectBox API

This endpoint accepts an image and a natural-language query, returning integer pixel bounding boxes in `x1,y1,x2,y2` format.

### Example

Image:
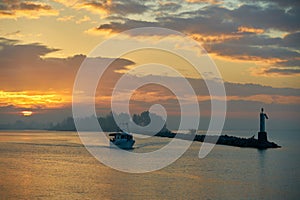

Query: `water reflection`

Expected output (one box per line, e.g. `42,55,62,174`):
258,149,267,199
0,131,298,199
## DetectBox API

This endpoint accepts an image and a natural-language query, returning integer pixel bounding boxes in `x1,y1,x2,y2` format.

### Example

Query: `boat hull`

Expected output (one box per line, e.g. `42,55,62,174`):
110,139,135,149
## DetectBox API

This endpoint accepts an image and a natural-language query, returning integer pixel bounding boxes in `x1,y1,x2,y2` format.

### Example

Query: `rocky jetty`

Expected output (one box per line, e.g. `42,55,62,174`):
155,108,281,149
155,131,281,149
194,134,281,149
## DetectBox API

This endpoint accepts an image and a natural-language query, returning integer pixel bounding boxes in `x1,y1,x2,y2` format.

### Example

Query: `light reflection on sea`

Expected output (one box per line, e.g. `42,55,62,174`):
0,130,299,199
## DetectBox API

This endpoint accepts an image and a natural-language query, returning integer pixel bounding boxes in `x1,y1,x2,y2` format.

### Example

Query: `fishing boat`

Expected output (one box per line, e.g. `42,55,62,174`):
109,131,135,149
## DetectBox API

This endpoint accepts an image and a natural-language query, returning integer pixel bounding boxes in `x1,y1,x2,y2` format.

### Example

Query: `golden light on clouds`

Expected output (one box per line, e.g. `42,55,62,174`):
238,26,264,34
0,90,71,109
84,27,114,37
211,53,286,65
191,33,242,43
76,15,91,24
74,0,113,18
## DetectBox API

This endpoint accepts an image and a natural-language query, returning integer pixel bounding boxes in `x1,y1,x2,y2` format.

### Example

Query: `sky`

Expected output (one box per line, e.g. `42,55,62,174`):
0,0,299,130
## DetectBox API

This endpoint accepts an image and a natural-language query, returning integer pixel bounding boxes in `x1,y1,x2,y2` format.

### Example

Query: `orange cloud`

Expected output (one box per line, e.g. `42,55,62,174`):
76,2,110,17
0,90,71,109
210,52,287,66
191,33,242,43
238,26,264,34
57,15,74,22
84,27,115,37
76,15,91,24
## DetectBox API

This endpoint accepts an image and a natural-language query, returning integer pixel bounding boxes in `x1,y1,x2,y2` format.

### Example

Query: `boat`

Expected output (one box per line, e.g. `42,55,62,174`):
109,131,135,149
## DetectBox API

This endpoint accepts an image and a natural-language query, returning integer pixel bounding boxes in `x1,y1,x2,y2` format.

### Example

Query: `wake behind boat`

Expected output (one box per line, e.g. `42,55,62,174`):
109,131,135,149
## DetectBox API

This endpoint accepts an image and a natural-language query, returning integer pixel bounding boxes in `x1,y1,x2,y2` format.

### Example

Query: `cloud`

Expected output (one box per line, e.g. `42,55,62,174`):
1,36,299,129
261,68,300,76
57,15,74,22
237,26,264,34
231,4,300,32
240,0,300,8
87,1,300,76
0,37,134,98
52,0,79,7
95,6,238,36
282,32,300,50
207,40,300,60
156,2,182,14
71,0,148,17
4,30,21,36
2,35,299,97
76,15,91,24
0,0,58,19
203,32,300,74
0,37,59,62
96,19,157,33
0,90,71,109
185,0,221,4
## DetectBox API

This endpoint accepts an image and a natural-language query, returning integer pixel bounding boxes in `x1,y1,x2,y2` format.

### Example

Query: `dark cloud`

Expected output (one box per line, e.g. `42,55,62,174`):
224,81,300,97
0,37,59,66
98,5,238,36
18,1,52,10
263,68,300,75
1,36,298,98
82,0,148,15
231,4,300,32
188,78,300,97
94,1,300,73
240,0,300,8
277,60,300,68
0,37,134,91
156,2,182,13
98,4,299,35
201,31,300,70
98,19,157,32
0,0,57,18
206,40,300,60
111,0,147,15
218,35,281,46
1,37,299,128
282,32,300,49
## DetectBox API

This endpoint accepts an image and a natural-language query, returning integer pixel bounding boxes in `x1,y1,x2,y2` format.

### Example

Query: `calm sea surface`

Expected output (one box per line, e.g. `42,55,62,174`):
0,130,299,199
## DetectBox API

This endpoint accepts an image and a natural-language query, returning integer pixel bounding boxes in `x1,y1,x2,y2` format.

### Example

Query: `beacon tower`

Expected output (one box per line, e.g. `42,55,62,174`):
258,108,268,143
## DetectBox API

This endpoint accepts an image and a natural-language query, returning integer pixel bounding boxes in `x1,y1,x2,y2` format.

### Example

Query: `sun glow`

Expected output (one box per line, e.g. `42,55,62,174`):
21,111,33,116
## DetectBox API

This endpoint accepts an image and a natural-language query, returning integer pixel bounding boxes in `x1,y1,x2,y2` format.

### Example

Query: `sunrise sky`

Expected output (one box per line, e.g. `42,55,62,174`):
0,0,299,130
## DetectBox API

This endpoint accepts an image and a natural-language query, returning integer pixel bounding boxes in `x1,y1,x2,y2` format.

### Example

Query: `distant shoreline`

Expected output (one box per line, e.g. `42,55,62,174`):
0,129,281,149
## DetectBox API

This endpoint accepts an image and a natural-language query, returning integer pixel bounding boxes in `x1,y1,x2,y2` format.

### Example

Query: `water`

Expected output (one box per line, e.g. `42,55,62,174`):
0,130,299,199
